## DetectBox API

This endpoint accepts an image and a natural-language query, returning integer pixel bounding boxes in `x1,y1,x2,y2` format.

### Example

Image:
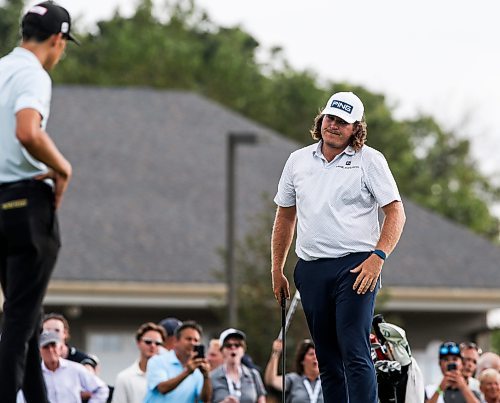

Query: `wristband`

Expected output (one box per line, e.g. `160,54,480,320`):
436,386,443,396
372,249,387,260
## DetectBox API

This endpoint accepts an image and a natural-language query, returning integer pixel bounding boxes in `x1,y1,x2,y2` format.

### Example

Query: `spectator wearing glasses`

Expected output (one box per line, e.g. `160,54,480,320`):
111,322,166,403
479,369,500,403
210,328,266,403
460,342,482,397
425,341,481,403
264,338,323,403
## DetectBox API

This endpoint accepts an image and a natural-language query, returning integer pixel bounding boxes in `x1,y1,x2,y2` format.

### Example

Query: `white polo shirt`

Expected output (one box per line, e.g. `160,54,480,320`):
0,47,52,184
111,361,147,403
274,141,401,261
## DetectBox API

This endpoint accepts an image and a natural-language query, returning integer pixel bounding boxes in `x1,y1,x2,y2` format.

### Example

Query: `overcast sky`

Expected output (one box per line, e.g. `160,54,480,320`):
30,0,500,179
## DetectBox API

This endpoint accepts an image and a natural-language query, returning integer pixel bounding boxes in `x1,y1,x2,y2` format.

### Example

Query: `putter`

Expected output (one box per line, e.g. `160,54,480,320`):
280,290,286,403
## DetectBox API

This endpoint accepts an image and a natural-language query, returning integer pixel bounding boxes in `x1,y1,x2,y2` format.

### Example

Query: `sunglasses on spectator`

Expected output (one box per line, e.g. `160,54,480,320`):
460,342,483,355
440,343,460,356
224,342,242,349
142,338,163,346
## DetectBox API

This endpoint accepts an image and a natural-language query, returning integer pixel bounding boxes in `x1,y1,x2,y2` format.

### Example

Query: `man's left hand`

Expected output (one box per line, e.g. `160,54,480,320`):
350,254,383,294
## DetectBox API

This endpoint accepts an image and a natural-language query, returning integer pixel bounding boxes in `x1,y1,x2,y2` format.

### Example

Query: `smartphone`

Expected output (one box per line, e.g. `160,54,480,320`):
194,344,205,358
447,362,457,371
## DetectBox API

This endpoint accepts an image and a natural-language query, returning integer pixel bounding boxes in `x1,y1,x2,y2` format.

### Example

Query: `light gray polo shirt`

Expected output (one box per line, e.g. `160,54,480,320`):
284,373,323,403
274,141,401,261
210,365,266,403
0,47,52,184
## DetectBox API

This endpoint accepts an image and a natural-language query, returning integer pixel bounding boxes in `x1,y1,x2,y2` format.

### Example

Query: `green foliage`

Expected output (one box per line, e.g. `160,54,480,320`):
0,0,23,56
491,329,500,354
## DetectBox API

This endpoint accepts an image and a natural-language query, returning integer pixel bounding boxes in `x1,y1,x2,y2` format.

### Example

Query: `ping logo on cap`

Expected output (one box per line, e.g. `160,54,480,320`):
330,100,353,114
61,22,69,33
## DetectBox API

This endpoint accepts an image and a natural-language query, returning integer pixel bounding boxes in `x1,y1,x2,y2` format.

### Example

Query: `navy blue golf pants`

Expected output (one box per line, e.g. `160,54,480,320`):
294,252,379,403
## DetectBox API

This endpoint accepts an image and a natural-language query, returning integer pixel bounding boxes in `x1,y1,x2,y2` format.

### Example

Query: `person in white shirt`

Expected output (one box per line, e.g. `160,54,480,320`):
460,342,482,397
271,91,405,403
112,322,166,403
39,331,109,403
0,2,77,402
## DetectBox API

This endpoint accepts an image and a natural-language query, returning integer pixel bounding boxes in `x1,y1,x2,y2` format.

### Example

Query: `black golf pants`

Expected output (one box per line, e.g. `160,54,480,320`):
0,180,60,403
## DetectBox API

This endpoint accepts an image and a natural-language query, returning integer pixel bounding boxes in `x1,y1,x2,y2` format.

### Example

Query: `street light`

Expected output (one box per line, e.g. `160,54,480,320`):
226,132,257,327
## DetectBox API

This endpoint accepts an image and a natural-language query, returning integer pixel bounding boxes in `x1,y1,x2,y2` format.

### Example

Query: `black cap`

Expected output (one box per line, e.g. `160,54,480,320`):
22,1,79,45
80,354,100,369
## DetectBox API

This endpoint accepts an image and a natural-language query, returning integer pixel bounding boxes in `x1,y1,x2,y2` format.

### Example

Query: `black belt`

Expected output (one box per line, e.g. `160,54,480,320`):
0,179,49,190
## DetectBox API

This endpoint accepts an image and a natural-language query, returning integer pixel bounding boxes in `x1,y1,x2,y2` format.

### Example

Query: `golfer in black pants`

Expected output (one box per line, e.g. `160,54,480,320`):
0,2,77,401
271,91,405,402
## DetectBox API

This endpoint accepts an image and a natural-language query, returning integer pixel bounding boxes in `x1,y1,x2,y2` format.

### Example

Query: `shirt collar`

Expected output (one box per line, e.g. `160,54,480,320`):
12,47,43,69
42,357,67,372
134,360,145,375
312,141,356,160
216,364,252,379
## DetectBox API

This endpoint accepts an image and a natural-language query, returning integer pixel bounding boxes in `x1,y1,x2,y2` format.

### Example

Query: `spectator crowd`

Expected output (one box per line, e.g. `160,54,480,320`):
14,312,500,403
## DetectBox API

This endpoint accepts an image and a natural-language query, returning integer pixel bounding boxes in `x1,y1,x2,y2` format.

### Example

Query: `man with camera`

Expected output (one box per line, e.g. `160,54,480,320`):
144,321,212,402
425,342,481,403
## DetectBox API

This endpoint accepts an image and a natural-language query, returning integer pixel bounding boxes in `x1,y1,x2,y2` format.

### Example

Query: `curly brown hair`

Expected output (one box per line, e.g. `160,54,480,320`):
309,113,367,152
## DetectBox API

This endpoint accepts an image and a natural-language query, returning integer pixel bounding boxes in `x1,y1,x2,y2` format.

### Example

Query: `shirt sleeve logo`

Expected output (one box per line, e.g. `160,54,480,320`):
330,100,353,114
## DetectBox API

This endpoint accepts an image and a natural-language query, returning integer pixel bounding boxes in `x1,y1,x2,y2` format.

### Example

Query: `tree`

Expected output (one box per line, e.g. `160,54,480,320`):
0,0,23,56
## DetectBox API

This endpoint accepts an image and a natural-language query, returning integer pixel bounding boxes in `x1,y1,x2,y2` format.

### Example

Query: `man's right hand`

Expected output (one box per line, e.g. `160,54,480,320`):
272,339,283,354
35,164,72,209
272,270,290,305
186,357,208,374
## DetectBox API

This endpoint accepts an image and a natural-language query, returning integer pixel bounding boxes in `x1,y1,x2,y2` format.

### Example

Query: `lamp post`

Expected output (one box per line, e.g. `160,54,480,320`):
226,132,257,327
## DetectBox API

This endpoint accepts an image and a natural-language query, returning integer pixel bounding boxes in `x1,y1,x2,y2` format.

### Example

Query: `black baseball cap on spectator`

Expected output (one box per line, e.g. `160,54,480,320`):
81,354,100,369
159,317,182,337
22,1,80,45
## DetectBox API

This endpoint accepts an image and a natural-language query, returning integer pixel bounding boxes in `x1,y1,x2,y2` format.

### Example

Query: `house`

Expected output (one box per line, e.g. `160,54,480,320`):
1,86,499,383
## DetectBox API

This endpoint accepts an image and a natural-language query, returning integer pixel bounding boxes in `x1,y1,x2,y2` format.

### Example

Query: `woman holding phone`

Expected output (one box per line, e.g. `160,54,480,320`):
264,338,323,403
210,328,266,403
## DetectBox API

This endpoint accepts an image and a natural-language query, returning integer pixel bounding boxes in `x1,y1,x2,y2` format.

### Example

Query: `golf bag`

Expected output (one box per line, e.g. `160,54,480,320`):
371,314,424,403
